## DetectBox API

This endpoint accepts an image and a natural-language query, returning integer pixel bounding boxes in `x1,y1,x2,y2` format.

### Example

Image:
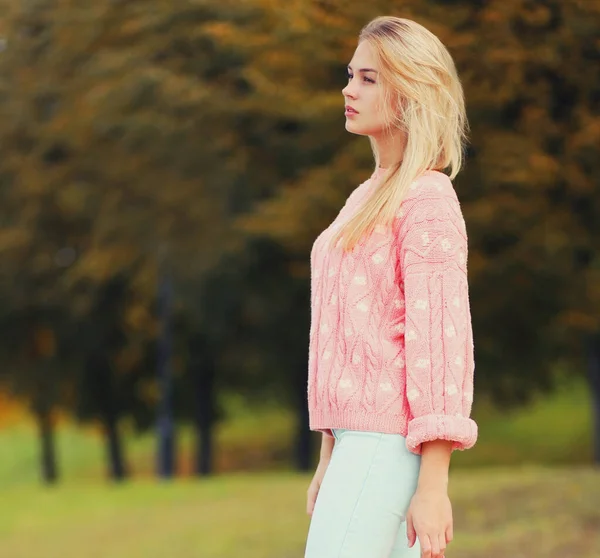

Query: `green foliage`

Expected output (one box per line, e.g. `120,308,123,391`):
0,0,599,433
236,0,600,404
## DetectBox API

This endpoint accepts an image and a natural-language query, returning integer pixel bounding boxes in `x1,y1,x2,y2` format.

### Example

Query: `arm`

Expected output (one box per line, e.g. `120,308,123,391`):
307,432,336,516
320,432,335,462
399,191,475,556
406,439,454,555
418,439,452,492
400,192,478,456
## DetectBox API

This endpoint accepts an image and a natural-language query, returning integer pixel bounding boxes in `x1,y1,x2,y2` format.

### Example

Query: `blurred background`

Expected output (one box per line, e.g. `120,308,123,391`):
0,1,599,557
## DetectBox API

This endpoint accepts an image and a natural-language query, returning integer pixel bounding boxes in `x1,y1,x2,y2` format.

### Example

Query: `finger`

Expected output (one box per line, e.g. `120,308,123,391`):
406,514,417,548
429,532,441,557
419,533,432,558
437,533,447,557
445,523,453,544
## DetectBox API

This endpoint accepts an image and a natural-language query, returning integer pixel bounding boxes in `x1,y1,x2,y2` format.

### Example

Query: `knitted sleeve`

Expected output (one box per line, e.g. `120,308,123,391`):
398,192,478,455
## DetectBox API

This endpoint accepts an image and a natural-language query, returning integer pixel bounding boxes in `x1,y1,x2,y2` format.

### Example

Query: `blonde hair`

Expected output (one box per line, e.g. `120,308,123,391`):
330,16,469,252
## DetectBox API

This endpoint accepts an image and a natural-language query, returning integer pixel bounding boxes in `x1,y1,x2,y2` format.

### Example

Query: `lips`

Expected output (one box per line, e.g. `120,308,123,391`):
345,105,359,114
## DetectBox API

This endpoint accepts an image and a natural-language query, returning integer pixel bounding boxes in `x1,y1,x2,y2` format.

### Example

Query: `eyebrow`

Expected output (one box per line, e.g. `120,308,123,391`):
347,65,378,74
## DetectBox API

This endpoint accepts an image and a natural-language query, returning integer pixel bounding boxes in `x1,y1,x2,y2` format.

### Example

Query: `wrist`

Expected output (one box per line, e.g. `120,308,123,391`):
417,439,451,493
417,477,448,493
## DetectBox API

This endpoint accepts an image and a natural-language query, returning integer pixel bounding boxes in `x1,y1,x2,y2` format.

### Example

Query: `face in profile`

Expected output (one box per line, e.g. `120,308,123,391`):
342,40,392,139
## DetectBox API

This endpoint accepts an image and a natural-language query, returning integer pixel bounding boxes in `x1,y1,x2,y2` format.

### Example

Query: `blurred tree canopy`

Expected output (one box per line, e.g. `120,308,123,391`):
0,0,598,441
237,0,600,404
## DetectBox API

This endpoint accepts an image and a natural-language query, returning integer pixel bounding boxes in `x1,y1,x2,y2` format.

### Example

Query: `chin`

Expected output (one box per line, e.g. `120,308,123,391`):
344,120,371,137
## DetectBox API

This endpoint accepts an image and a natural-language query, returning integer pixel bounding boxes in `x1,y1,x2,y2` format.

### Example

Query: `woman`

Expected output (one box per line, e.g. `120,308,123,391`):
304,16,478,558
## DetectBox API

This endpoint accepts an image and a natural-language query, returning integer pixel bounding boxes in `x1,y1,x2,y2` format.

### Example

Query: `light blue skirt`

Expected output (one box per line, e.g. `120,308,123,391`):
304,428,422,558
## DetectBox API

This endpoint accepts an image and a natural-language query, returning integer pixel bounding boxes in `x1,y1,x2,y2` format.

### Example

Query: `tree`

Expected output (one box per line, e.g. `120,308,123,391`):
1,0,598,475
236,0,600,400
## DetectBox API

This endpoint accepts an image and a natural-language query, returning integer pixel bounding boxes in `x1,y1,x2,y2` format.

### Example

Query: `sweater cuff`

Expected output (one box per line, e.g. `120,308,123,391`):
406,414,478,455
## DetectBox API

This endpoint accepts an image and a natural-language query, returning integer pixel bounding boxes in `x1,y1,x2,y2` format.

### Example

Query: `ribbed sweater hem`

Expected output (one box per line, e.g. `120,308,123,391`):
309,407,410,440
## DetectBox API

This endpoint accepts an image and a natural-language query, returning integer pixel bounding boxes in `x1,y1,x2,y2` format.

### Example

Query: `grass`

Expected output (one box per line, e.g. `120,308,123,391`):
0,377,594,488
0,378,598,557
0,466,598,558
451,377,594,467
0,402,298,487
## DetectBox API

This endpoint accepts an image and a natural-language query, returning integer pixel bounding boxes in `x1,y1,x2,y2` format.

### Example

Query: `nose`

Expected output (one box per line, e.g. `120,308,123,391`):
342,78,357,100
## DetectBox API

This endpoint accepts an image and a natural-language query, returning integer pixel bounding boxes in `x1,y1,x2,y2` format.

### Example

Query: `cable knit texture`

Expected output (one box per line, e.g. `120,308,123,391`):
307,168,477,455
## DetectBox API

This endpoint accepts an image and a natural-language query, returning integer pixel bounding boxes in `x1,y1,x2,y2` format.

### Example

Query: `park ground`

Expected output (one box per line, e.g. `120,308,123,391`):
0,466,599,558
0,378,598,557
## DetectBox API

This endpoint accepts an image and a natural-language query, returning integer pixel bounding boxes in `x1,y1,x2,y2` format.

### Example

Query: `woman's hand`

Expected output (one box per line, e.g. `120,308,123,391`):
406,487,453,558
306,457,330,516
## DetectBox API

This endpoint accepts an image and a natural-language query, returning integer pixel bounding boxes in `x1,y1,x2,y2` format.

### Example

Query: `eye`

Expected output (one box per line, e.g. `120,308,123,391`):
346,72,375,84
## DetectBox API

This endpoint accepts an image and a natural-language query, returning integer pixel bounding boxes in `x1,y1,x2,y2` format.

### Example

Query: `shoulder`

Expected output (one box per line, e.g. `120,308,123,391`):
396,171,467,237
406,170,455,200
401,171,462,217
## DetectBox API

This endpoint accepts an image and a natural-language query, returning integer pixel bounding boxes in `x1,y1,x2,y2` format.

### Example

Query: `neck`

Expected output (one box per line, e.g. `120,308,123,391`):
373,129,407,169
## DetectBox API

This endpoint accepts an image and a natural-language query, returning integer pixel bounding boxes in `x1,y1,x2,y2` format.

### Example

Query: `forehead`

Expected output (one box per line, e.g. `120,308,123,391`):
348,40,378,68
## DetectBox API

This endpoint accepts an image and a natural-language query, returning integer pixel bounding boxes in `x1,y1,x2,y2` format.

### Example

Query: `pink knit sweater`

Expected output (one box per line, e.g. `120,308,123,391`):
307,168,477,455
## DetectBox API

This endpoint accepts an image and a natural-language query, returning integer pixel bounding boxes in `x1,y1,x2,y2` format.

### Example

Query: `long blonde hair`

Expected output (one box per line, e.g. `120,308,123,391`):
330,16,469,252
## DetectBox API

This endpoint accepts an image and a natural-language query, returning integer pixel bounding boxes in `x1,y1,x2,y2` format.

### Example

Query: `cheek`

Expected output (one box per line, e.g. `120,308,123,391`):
349,93,377,119
373,96,400,130
372,92,391,119
370,94,392,125
345,90,392,135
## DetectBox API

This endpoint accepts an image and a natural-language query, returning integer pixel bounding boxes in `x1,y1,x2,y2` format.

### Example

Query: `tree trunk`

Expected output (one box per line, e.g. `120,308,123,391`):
195,420,214,476
157,269,176,478
37,408,58,484
103,405,127,481
34,358,59,485
587,333,600,466
295,358,312,472
89,351,129,481
190,336,216,476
